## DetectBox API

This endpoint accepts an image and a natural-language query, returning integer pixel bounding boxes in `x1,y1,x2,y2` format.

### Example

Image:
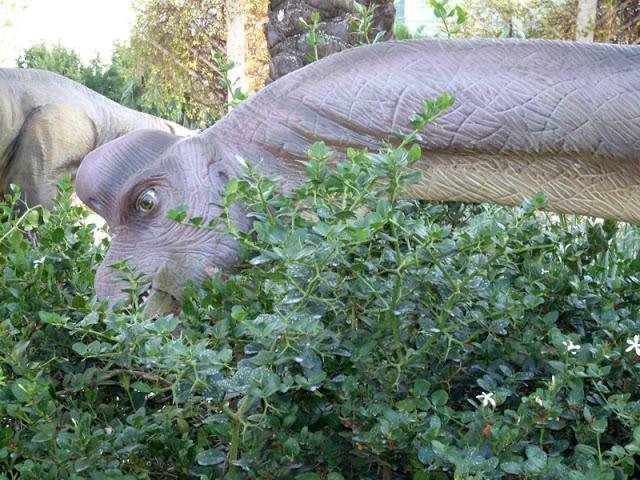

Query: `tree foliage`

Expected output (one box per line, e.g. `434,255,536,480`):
17,45,97,98
459,0,577,39
596,0,640,44
16,43,139,107
450,0,635,43
14,2,241,129
245,0,271,93
127,0,227,128
17,43,86,82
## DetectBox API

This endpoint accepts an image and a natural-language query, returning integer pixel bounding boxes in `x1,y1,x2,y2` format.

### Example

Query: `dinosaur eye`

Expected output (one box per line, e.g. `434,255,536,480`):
136,188,157,213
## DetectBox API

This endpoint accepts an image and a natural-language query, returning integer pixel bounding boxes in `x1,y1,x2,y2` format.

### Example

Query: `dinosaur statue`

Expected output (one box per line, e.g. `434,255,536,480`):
75,39,640,312
0,68,192,208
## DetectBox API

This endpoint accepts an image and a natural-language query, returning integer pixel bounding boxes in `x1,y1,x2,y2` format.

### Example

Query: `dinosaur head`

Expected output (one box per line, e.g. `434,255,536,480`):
75,40,640,315
75,129,248,312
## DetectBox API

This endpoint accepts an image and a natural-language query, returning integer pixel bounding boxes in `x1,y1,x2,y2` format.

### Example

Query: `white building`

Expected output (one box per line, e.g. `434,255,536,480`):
395,0,439,35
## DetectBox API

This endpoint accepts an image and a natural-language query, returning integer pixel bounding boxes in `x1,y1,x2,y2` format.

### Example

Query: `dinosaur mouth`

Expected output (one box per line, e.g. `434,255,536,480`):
138,288,152,304
139,287,180,318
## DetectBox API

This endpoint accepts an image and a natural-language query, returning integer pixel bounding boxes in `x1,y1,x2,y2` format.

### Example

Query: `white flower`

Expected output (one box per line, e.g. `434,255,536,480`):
535,396,543,406
476,391,496,408
562,340,581,355
625,335,640,356
550,375,556,388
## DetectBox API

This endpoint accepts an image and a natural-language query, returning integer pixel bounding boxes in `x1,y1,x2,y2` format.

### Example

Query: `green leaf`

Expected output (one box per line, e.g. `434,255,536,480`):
401,171,423,185
407,144,422,162
196,448,226,466
413,380,431,397
454,6,467,24
11,340,30,358
296,474,322,480
167,205,188,223
24,209,39,231
152,316,179,334
131,382,152,393
11,379,32,402
326,473,345,480
524,445,547,473
591,418,608,434
188,216,204,227
74,457,92,473
72,342,88,355
575,444,598,456
309,141,328,159
430,0,447,18
501,461,522,474
79,312,100,326
284,437,301,457
431,389,449,407
431,440,447,458
542,310,559,324
31,431,54,443
39,311,66,325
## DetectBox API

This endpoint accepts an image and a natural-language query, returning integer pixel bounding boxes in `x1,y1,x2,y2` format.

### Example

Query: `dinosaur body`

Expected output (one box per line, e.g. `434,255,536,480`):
75,39,640,309
0,68,191,207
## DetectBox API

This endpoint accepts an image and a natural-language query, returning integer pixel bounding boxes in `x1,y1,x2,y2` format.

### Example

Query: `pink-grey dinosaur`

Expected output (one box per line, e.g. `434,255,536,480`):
75,39,640,312
0,68,191,208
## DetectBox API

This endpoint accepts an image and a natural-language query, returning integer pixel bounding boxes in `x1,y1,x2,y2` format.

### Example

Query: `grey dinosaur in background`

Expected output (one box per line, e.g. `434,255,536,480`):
76,39,640,311
0,68,192,208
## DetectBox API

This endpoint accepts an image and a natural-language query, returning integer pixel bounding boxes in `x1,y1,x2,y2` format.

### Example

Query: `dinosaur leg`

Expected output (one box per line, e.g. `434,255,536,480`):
5,103,97,208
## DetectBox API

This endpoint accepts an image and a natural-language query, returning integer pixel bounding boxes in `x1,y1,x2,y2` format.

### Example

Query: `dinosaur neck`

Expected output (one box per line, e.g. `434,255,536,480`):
407,151,640,223
211,39,640,223
214,112,640,223
98,108,188,145
219,136,640,223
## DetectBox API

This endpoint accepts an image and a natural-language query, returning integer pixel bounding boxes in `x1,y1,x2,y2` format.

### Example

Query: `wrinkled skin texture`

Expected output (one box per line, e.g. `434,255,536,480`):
76,39,640,311
265,0,395,82
0,68,191,207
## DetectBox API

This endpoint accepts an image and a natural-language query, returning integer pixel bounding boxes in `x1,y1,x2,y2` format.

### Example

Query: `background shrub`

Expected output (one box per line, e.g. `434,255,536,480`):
2,133,640,478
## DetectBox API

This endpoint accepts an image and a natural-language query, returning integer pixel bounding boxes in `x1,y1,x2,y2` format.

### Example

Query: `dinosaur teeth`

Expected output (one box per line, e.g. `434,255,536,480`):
138,288,151,304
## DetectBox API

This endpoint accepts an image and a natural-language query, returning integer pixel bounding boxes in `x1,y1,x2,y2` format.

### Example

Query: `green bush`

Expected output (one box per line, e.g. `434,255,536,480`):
2,114,640,478
16,43,129,105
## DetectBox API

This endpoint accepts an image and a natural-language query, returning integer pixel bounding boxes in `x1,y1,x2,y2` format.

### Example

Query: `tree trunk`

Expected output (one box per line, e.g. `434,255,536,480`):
225,0,247,97
576,0,598,42
265,0,395,82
